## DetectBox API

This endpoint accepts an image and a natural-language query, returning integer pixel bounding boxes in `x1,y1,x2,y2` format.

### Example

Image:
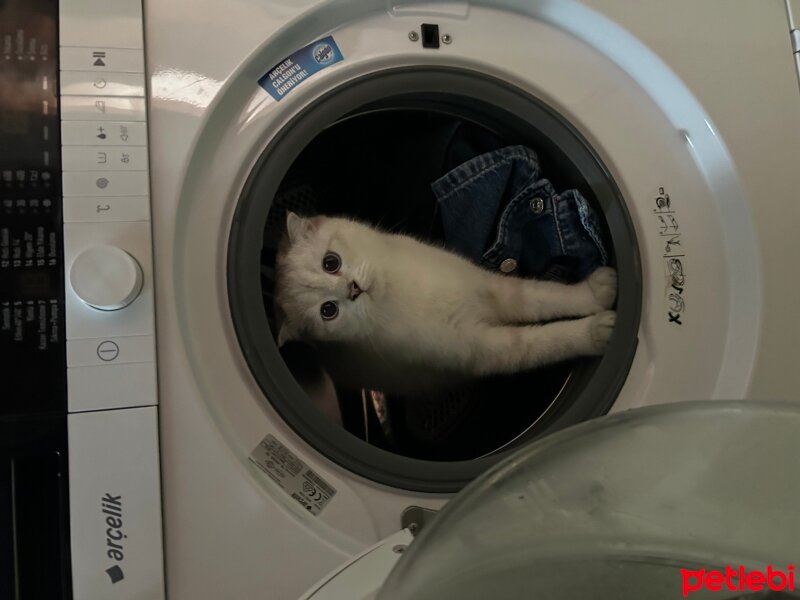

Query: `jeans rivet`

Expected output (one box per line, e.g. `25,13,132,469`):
530,197,544,214
500,258,518,273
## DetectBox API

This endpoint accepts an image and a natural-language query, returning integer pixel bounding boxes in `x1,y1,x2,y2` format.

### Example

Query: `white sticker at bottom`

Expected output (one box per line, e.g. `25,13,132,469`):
249,434,336,515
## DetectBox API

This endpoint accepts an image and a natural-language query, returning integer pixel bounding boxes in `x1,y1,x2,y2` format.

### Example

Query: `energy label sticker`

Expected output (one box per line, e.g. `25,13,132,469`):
249,434,337,515
258,36,343,101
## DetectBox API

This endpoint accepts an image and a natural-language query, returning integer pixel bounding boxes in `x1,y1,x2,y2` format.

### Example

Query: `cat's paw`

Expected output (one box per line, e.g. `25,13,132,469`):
587,267,617,310
589,310,616,353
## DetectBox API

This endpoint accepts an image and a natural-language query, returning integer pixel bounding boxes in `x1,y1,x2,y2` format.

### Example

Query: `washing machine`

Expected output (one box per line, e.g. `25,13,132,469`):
155,0,800,596
2,0,799,599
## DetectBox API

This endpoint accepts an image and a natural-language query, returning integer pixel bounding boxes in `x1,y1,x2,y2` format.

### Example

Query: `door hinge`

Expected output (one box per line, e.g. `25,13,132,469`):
401,505,438,537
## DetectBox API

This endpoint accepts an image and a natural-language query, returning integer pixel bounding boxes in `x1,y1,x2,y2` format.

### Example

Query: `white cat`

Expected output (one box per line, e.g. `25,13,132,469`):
275,213,617,394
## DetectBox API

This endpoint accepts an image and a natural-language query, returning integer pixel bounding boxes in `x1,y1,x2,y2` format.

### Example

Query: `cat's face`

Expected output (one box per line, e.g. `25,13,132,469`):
275,213,378,345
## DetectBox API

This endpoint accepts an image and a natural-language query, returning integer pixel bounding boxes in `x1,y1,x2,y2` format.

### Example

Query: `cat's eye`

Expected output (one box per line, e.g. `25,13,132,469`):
322,252,341,274
320,300,339,320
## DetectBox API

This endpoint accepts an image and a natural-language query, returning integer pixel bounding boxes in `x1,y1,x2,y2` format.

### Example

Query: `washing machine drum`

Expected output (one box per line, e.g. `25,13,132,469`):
227,69,641,492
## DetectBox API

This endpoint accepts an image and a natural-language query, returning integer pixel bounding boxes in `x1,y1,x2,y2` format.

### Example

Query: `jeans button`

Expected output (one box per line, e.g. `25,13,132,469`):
530,197,544,214
500,258,518,273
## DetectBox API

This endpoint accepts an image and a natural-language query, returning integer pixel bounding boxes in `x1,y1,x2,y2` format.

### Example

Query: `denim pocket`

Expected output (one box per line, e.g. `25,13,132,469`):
433,145,608,281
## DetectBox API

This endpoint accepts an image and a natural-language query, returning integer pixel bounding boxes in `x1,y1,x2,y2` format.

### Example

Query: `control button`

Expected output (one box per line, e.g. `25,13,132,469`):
70,246,143,311
500,258,518,273
64,196,150,223
62,121,148,146
61,47,144,73
97,340,120,361
63,147,148,171
530,197,545,214
60,0,144,50
68,408,165,600
61,96,146,121
60,71,145,97
63,171,149,196
67,335,154,368
68,362,157,413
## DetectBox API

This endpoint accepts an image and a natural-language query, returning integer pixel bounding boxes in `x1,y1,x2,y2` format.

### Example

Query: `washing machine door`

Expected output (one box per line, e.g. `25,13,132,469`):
299,529,413,600
374,401,800,599
301,401,800,599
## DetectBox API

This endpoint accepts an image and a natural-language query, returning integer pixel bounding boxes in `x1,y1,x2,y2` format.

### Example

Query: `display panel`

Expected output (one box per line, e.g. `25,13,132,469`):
0,0,65,416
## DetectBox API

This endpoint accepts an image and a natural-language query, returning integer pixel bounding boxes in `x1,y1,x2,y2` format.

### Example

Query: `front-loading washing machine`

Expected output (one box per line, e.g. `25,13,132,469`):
2,1,800,599
155,0,800,596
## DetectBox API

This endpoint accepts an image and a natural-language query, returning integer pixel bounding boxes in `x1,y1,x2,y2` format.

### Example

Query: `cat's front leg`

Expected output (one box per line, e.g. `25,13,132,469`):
468,310,616,376
483,267,617,324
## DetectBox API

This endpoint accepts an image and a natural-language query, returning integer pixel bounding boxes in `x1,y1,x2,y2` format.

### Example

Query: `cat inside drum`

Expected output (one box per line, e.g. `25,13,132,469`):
275,213,616,390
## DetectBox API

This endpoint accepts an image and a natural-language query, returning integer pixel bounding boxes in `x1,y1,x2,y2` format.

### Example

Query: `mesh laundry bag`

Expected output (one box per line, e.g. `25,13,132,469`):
378,401,800,599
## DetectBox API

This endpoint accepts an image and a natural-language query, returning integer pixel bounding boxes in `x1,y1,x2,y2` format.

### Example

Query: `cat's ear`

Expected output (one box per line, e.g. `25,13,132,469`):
277,322,296,347
286,211,313,244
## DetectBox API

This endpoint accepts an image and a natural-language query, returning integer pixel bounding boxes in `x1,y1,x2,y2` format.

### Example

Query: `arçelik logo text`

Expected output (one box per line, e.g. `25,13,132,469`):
681,565,795,597
102,493,126,584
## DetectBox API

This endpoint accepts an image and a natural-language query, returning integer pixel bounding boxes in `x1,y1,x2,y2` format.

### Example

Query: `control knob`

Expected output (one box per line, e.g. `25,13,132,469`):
70,246,143,311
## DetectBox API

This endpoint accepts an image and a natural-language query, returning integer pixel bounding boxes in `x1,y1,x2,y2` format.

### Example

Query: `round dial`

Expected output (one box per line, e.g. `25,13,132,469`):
70,246,143,311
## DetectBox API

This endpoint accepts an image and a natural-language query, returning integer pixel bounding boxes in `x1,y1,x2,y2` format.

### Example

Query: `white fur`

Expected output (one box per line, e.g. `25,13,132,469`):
275,213,617,393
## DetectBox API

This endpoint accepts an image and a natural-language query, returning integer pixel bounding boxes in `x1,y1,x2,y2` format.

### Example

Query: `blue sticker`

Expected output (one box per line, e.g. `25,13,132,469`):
258,36,343,101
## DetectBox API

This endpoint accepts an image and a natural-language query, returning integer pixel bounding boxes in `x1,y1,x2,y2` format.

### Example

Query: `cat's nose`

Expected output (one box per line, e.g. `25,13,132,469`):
348,280,362,301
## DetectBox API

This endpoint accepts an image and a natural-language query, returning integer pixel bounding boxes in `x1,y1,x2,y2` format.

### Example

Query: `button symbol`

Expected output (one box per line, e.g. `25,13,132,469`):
119,125,129,142
96,177,109,189
96,204,111,213
96,152,107,165
94,100,106,113
92,51,106,67
97,340,119,362
93,78,107,89
96,126,107,140
120,153,130,164
105,565,124,583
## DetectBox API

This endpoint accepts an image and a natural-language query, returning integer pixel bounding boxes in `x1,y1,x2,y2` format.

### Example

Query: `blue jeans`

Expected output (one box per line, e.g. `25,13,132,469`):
432,145,608,282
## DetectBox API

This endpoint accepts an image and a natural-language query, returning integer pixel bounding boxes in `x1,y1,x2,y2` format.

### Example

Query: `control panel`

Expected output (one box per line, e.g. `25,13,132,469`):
60,0,165,598
1,1,164,598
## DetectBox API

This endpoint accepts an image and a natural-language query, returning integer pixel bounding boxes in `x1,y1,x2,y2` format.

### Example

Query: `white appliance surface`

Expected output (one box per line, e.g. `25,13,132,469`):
133,1,800,597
